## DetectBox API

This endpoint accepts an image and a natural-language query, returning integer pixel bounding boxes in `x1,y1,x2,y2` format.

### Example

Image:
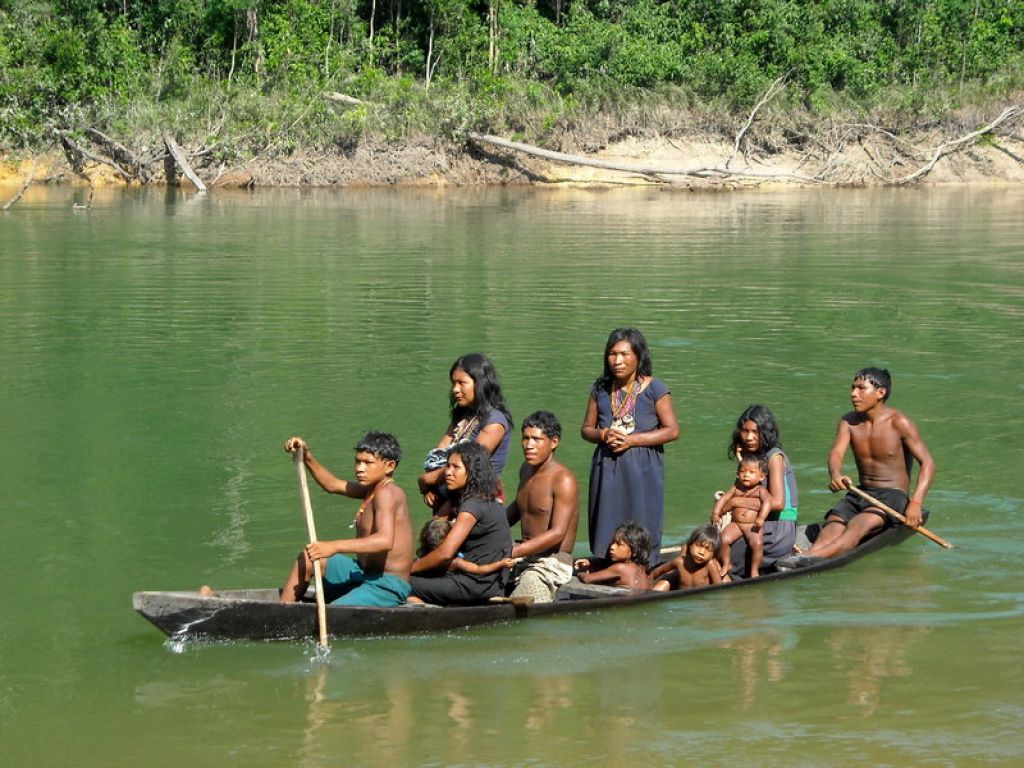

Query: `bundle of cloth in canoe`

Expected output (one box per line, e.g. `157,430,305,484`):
201,332,940,611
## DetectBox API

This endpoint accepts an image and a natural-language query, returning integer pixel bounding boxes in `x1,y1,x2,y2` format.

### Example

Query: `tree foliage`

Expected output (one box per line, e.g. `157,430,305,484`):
0,0,1021,147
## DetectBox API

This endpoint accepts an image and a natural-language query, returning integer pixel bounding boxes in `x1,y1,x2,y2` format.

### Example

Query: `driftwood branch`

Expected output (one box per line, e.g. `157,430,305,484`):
58,131,132,180
468,133,821,184
323,91,366,106
727,74,788,169
2,160,37,211
894,105,1022,184
85,128,149,182
163,132,207,192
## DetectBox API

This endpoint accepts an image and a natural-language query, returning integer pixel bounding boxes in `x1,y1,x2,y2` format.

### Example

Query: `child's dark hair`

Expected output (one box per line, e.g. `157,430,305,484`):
686,524,721,553
738,454,768,473
354,431,401,465
728,404,781,460
611,521,652,568
418,517,451,557
449,441,500,501
854,367,892,400
593,328,653,395
521,410,562,440
449,353,513,428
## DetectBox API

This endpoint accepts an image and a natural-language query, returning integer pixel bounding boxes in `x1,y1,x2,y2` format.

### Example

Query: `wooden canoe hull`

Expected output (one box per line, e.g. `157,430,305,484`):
133,522,918,642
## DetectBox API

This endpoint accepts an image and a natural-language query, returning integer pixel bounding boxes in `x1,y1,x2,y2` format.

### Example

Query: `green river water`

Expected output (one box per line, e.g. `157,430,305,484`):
1,184,1021,767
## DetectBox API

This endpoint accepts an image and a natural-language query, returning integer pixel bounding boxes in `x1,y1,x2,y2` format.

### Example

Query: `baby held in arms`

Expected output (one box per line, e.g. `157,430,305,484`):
416,517,514,578
651,524,724,591
574,522,652,591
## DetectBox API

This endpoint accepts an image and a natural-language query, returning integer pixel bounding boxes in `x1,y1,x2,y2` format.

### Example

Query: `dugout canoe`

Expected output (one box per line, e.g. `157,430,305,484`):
133,521,919,642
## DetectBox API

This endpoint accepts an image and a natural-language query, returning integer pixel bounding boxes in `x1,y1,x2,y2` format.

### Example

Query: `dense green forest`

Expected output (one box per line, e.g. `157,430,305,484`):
1,0,1022,153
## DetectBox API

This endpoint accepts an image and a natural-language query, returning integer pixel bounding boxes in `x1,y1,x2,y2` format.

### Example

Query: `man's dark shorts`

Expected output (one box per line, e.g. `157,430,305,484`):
826,487,909,527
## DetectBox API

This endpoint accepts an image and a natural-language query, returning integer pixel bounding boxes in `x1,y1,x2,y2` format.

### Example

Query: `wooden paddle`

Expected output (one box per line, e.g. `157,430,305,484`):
845,483,954,549
294,447,329,647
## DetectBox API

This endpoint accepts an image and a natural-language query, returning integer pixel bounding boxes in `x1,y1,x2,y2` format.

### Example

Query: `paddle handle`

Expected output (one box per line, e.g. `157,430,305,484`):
295,447,329,647
846,484,953,549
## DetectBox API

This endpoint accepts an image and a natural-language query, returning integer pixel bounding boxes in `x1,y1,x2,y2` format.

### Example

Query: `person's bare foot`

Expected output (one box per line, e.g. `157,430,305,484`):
199,585,215,597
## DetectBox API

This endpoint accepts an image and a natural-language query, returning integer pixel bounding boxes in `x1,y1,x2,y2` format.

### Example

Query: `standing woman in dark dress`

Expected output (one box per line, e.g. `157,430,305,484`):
724,404,798,577
581,328,680,565
408,442,513,605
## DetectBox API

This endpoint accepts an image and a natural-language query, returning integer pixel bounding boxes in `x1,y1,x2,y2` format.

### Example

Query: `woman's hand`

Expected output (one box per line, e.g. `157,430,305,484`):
574,557,591,571
422,490,438,508
605,428,631,453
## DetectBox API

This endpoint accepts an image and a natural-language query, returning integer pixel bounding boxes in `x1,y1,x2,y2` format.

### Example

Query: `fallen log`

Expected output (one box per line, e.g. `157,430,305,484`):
58,131,132,180
162,132,207,192
468,133,821,184
2,161,37,211
323,91,366,106
86,128,149,183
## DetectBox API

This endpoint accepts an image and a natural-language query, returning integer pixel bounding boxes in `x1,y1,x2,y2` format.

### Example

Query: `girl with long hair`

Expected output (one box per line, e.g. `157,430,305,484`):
418,352,513,510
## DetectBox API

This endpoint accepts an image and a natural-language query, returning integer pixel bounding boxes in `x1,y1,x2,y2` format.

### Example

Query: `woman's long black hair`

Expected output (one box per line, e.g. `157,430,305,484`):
592,328,653,395
449,352,513,429
728,404,781,460
449,442,499,502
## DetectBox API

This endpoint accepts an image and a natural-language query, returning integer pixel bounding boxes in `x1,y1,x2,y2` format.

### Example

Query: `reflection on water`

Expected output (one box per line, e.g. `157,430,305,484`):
827,625,932,716
2,185,1023,767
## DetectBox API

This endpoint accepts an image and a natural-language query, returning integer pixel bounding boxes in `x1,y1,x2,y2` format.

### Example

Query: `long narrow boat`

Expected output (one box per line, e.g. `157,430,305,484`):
133,521,918,642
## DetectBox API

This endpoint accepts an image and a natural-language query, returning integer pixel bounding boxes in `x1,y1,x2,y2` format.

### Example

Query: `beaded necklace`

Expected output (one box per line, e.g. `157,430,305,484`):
451,415,480,444
609,375,642,434
611,376,641,418
351,477,394,529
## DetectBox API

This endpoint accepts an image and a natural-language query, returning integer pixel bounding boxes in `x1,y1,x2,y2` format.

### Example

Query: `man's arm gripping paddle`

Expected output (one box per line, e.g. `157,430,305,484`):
844,482,953,550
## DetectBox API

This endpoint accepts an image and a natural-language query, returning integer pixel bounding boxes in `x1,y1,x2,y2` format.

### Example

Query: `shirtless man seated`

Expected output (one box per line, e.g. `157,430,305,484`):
278,432,414,606
800,367,935,560
504,411,580,603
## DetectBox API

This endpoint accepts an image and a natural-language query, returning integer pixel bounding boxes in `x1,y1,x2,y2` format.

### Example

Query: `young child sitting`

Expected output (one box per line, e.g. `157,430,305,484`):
417,517,514,577
574,522,652,591
711,456,773,578
650,524,725,591
418,517,452,558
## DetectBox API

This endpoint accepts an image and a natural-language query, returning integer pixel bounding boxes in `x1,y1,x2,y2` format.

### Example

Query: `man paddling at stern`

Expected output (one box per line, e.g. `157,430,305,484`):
796,367,935,561
277,432,414,606
503,411,580,603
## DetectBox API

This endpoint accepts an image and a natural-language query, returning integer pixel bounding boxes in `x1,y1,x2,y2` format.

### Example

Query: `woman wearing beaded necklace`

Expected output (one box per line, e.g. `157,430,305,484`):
417,353,513,512
581,328,679,566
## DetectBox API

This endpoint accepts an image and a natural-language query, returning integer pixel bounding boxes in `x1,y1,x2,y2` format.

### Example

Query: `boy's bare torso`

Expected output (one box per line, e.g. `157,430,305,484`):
357,482,414,579
846,409,913,491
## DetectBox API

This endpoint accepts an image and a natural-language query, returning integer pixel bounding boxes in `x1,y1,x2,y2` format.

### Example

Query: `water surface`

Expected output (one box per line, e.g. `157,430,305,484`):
1,184,1021,766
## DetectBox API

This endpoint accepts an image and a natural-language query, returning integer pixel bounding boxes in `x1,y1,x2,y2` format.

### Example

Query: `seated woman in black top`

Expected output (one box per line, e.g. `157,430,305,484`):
408,442,513,605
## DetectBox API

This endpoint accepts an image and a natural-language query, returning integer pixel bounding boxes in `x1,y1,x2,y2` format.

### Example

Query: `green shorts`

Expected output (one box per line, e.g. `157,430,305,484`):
322,555,410,607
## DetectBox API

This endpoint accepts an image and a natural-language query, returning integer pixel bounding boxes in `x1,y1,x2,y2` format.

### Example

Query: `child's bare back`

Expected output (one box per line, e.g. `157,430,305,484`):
577,559,652,590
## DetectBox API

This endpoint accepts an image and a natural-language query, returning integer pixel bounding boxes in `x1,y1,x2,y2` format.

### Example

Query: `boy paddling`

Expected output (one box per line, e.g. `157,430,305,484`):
505,411,580,603
800,367,935,560
280,432,414,606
